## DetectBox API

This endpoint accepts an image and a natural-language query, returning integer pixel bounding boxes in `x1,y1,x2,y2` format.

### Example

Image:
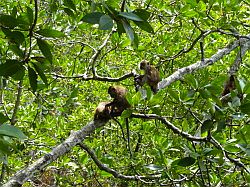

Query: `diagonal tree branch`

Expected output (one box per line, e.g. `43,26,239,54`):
2,120,106,187
158,34,250,90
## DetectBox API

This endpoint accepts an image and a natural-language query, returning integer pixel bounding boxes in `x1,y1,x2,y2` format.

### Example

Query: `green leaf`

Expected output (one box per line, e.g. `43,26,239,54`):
37,39,53,62
240,103,250,115
36,29,65,38
216,120,226,132
121,19,134,42
11,65,25,81
133,9,150,20
0,113,9,124
63,0,76,11
28,66,38,92
0,60,23,77
32,62,48,86
201,120,214,134
0,14,18,28
119,12,143,21
2,28,25,45
133,20,154,34
0,138,11,155
9,44,24,58
121,109,132,118
81,12,105,24
0,124,27,140
177,157,196,167
99,15,113,30
100,171,112,177
26,6,33,26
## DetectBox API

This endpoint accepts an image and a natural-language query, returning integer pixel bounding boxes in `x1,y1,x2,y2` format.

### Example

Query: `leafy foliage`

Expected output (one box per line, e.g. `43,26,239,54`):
0,0,250,186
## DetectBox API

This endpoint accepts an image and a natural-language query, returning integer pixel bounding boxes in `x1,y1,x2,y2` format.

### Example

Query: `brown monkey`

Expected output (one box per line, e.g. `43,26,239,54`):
221,75,236,97
106,85,131,116
136,60,160,93
94,101,112,121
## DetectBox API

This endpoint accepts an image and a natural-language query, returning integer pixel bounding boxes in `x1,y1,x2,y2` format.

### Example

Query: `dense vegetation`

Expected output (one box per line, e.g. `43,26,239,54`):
0,0,249,186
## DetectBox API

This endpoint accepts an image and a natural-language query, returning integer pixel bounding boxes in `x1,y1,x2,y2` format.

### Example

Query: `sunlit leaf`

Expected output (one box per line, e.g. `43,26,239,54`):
36,29,65,38
0,124,27,140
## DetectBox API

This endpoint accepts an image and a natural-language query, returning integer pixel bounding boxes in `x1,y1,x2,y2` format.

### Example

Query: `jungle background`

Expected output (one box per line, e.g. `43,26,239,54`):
0,0,250,186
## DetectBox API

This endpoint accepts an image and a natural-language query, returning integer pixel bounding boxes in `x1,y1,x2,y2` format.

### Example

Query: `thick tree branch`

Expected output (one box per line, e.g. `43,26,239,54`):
2,120,106,187
158,34,250,90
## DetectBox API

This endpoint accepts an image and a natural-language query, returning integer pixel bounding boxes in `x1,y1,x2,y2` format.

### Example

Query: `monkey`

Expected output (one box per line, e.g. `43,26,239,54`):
106,85,131,116
94,101,112,121
107,85,132,157
135,60,161,93
94,86,131,121
221,75,236,97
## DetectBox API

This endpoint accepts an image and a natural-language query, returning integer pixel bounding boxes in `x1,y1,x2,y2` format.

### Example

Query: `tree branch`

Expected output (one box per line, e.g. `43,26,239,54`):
158,34,250,90
2,120,106,187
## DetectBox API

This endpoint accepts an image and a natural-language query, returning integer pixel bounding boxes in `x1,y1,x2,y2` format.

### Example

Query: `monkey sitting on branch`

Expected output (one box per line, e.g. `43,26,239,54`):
94,85,131,121
135,60,161,93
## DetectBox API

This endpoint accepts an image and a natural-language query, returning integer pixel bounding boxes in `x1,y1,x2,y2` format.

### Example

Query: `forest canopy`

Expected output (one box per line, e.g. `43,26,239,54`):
0,0,250,186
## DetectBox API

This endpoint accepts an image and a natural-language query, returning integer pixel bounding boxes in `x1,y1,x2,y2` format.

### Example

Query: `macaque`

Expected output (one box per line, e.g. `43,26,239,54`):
221,75,236,97
94,101,112,121
107,85,131,116
135,60,161,93
94,85,130,121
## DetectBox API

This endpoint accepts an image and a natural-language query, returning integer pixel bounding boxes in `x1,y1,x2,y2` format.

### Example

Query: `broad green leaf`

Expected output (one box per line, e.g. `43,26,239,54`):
32,62,48,86
240,103,250,115
28,66,38,92
119,12,143,22
99,15,113,30
0,138,11,155
0,60,23,77
224,144,241,153
0,124,27,140
11,65,25,80
0,14,18,28
0,113,9,124
36,29,65,38
183,10,198,17
81,12,105,24
26,6,33,26
134,20,154,33
100,171,112,177
2,28,25,45
121,19,134,42
9,44,24,58
63,0,76,11
133,9,150,20
37,39,53,62
176,157,196,167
